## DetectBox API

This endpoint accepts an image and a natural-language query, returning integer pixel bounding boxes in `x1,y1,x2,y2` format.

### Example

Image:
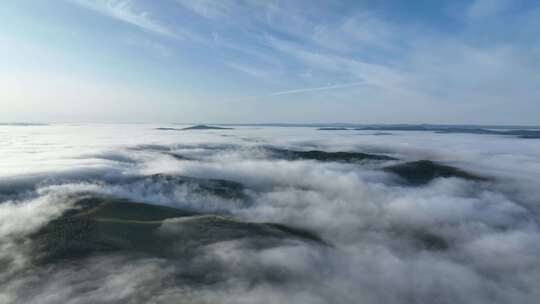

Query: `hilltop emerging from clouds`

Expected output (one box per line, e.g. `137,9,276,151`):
1,124,539,303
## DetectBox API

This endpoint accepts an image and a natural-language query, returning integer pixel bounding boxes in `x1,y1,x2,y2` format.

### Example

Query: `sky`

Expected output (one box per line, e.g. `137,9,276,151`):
0,0,539,124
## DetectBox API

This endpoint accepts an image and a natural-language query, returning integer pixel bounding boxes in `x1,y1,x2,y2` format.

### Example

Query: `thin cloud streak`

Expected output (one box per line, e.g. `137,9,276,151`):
270,82,366,96
233,81,367,103
225,62,267,78
228,81,367,102
71,0,176,38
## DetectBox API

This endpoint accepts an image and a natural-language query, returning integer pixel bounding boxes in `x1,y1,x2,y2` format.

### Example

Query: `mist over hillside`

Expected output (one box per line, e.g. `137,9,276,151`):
1,124,539,303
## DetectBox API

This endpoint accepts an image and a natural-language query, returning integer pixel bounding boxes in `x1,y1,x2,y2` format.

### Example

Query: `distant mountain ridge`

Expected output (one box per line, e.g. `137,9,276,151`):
156,125,233,131
315,124,540,138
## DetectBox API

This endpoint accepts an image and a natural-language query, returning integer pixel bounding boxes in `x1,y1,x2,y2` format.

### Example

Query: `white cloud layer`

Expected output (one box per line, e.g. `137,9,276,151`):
1,124,540,303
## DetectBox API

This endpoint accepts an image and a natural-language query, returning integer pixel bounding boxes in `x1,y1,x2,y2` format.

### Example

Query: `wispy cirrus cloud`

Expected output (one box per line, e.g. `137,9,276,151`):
225,62,268,78
270,82,366,96
71,0,176,38
3,0,539,123
175,0,241,20
466,0,513,19
234,81,367,102
264,35,407,89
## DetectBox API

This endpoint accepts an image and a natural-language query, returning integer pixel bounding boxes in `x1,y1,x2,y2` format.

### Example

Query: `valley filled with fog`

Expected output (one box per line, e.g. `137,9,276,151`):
1,124,539,304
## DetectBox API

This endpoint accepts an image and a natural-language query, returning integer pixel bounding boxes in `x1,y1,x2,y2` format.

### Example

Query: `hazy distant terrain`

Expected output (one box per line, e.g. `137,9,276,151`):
1,124,540,304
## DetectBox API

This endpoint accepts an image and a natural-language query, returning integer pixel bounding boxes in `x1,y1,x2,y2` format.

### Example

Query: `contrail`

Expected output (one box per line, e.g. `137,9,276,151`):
234,81,366,102
270,81,365,96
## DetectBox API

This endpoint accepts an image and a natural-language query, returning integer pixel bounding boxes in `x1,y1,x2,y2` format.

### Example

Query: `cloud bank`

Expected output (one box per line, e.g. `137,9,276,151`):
1,124,540,303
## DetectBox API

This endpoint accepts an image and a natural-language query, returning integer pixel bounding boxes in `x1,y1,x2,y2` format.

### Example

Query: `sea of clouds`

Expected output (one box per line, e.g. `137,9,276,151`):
1,124,539,303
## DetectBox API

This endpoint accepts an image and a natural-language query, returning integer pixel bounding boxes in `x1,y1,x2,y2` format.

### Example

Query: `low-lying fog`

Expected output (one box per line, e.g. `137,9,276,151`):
1,124,539,304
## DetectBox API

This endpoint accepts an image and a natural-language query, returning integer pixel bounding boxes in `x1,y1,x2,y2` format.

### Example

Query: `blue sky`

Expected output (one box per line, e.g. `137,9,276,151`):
0,0,539,124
